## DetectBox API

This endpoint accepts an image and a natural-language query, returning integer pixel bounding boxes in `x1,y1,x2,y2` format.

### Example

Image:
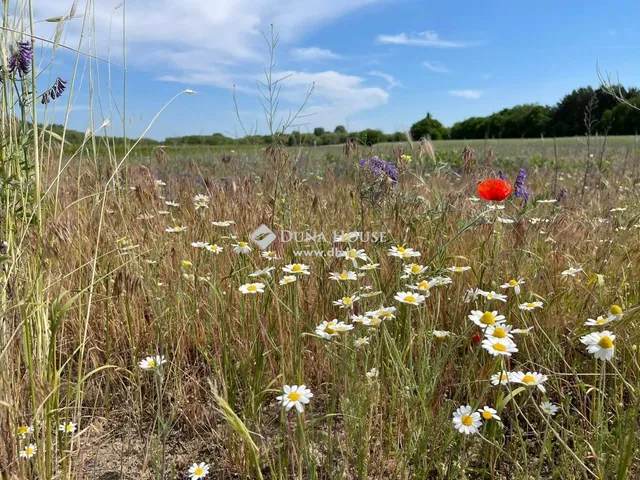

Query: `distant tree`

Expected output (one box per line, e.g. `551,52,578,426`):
313,127,325,137
358,129,385,145
334,125,347,133
410,113,447,140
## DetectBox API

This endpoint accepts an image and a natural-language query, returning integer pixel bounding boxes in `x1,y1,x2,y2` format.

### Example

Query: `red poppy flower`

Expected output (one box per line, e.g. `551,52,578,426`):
477,178,514,202
471,332,482,345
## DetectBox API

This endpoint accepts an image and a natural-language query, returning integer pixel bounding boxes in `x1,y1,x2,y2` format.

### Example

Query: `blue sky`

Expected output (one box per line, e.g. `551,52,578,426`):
35,0,640,140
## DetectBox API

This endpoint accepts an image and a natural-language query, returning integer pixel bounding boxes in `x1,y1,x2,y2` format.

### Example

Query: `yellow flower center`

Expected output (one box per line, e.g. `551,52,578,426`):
404,295,416,303
342,297,353,304
292,265,302,272
492,327,507,339
339,273,348,279
482,411,493,420
596,318,606,325
348,250,357,258
526,303,535,308
461,415,473,426
287,392,301,402
487,293,495,299
411,265,421,273
396,247,405,253
26,447,34,455
509,279,518,286
522,375,536,384
247,285,257,292
148,360,156,368
480,312,495,325
238,242,247,247
500,374,508,381
66,425,74,432
610,305,622,315
493,343,507,352
418,281,430,290
598,336,614,349
18,426,28,435
325,323,337,334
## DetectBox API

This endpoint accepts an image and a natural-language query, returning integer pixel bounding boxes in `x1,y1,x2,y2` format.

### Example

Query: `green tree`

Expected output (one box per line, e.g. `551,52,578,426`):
410,113,447,140
334,125,347,133
313,127,325,137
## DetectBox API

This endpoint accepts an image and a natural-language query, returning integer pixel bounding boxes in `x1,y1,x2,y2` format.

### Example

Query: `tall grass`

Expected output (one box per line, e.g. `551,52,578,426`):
1,3,640,479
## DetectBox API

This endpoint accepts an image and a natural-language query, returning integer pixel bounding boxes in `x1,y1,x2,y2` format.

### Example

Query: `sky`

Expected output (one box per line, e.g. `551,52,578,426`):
32,0,640,140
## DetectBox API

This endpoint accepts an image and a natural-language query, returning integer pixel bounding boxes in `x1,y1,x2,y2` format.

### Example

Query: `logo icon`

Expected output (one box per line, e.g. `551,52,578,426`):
250,224,277,250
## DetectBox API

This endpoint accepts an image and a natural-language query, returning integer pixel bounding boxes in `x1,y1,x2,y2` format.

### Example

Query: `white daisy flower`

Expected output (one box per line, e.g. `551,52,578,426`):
468,310,506,328
512,326,534,335
249,267,275,278
283,263,310,275
137,213,155,220
366,368,379,379
188,462,210,479
484,324,514,340
402,264,428,278
19,444,37,459
606,305,624,322
500,278,525,295
165,200,180,207
490,371,511,386
447,266,471,273
338,248,369,263
366,306,397,320
430,276,453,287
394,291,426,306
165,226,187,233
351,314,369,324
206,244,223,254
279,275,297,285
408,279,435,295
584,316,611,327
354,337,370,348
333,295,359,309
540,401,559,416
486,204,505,211
193,194,211,210
212,220,235,227
463,287,479,303
232,242,253,254
519,301,544,311
388,246,421,259
315,320,353,339
191,241,210,248
478,406,500,422
510,371,548,392
139,355,167,371
476,290,508,302
276,385,313,413
17,425,34,438
360,263,380,271
58,422,77,434
561,266,582,277
363,316,383,328
154,179,167,187
580,330,615,361
262,251,280,260
452,405,482,435
482,337,518,357
239,283,265,294
433,330,451,339
329,271,358,281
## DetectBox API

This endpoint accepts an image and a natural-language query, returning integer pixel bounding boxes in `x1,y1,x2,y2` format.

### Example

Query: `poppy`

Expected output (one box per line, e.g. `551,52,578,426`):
471,331,482,345
477,178,514,202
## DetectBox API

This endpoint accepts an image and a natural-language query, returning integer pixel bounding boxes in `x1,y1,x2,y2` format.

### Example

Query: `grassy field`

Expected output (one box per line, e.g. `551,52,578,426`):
2,132,640,479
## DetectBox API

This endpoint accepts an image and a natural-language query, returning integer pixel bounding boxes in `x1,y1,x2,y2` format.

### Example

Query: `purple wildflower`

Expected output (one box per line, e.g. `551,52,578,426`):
41,78,67,105
359,156,398,182
498,171,506,181
513,168,530,204
8,41,33,76
556,187,568,203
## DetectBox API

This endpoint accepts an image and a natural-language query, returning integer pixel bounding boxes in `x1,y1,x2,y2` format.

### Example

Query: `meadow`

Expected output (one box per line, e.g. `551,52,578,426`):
2,127,640,480
1,8,640,479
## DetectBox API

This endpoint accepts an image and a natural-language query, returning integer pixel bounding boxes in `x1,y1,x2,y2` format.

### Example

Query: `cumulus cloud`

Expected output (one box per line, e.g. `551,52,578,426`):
377,31,470,48
449,89,483,99
291,47,342,61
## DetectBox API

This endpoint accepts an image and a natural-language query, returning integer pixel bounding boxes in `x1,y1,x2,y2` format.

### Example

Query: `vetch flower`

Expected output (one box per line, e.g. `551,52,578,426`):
452,405,482,435
510,371,548,392
8,40,33,76
239,283,265,294
580,331,615,361
276,385,313,413
188,462,210,480
468,310,506,328
394,291,426,306
41,78,68,104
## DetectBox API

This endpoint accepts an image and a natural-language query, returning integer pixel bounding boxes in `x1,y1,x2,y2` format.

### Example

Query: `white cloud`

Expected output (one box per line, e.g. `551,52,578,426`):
449,89,483,99
377,31,470,48
291,47,342,61
423,61,450,73
368,71,403,89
